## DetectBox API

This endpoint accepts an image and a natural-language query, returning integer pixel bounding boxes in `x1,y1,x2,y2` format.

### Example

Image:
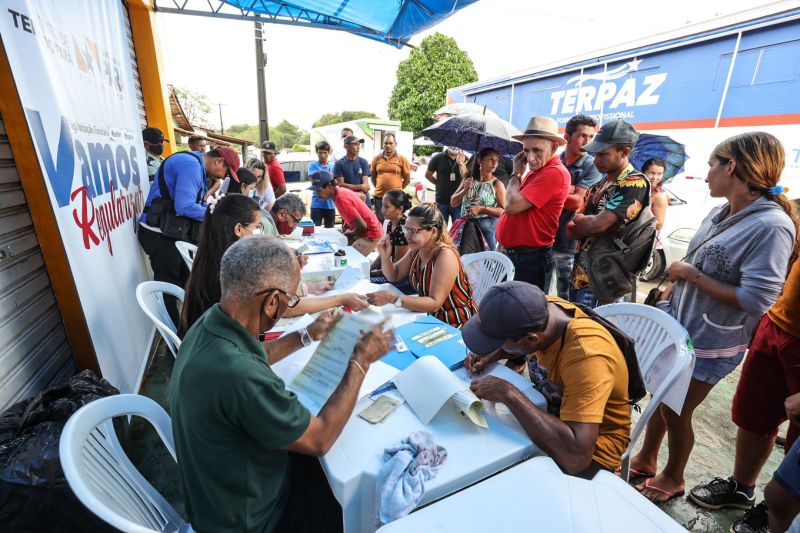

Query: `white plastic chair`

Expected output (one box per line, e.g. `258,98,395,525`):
59,394,193,533
594,302,695,482
460,251,515,303
175,241,197,270
136,281,183,358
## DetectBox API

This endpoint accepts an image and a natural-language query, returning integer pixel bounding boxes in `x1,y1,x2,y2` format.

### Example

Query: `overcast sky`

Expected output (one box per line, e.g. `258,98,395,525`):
156,0,788,131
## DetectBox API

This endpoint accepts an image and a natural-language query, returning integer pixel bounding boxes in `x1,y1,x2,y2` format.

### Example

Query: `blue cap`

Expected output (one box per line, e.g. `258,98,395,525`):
308,170,335,191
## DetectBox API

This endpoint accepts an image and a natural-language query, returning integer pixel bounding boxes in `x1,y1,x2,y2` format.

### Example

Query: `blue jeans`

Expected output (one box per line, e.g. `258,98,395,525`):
568,287,623,308
551,252,574,299
474,216,497,251
437,202,462,226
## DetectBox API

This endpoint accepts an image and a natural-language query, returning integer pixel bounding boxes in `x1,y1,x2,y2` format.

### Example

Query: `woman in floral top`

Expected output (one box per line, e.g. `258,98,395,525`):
449,147,506,250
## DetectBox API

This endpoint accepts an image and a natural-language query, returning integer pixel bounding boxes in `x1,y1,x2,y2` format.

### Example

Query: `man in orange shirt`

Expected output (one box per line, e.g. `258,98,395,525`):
496,116,570,291
688,257,800,533
370,133,410,223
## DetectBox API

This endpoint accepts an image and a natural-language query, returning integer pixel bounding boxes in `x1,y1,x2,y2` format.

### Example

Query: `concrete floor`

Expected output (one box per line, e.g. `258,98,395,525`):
131,334,785,532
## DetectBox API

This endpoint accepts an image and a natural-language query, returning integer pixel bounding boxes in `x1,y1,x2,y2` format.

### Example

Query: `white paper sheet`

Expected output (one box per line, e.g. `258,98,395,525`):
357,361,400,401
393,356,487,427
333,266,364,291
289,313,370,413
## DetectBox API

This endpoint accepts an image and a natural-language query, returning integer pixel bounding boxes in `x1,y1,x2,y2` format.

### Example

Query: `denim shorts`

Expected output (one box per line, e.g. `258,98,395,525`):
774,435,800,500
692,353,745,385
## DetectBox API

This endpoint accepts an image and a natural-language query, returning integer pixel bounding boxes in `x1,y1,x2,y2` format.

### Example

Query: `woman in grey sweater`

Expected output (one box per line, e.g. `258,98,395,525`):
631,132,799,503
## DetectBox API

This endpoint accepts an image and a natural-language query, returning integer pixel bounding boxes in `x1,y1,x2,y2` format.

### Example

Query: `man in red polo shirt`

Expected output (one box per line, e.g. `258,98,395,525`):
311,170,383,255
496,116,570,290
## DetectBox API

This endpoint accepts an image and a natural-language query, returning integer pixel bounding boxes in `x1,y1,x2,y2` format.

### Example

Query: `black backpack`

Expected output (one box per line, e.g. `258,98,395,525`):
571,302,647,407
144,151,204,243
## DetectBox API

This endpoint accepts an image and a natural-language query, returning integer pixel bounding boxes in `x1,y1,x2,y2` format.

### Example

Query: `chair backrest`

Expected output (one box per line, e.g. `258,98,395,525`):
59,394,192,533
136,281,184,358
175,241,197,270
593,302,694,481
460,251,515,303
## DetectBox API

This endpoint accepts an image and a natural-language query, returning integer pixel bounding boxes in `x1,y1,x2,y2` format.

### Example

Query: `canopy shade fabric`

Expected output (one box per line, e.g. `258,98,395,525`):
215,0,479,47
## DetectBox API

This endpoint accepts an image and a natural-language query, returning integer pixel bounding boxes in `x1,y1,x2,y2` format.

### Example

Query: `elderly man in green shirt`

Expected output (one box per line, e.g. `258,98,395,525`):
169,236,393,532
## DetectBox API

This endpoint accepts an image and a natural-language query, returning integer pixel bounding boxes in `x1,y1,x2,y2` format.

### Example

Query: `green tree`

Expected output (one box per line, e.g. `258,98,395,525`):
312,110,380,128
226,123,259,142
388,33,478,138
173,86,213,127
292,144,310,152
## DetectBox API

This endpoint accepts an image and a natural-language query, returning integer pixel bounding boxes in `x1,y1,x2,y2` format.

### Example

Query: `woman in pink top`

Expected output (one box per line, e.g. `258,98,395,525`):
312,170,383,255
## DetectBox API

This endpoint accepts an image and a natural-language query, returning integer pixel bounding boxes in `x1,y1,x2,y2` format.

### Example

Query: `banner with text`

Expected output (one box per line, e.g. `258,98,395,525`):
1,0,154,392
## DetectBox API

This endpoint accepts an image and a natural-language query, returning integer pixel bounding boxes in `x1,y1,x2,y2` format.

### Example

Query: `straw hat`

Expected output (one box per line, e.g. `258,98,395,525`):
512,116,566,145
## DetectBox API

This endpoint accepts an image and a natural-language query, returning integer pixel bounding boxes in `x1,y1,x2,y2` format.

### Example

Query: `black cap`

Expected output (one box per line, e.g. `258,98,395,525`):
343,135,365,145
142,127,167,144
260,140,278,154
461,281,550,356
581,119,639,153
308,170,335,191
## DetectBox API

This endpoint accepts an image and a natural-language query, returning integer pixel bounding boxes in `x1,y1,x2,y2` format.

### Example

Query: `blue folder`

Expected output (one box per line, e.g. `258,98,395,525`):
379,316,467,371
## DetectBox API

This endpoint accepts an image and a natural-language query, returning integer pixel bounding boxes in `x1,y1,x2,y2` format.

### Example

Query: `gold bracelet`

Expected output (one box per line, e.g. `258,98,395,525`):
350,359,366,376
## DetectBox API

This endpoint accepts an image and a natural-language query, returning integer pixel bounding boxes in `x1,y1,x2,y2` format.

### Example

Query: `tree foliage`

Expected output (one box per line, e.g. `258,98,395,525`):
226,120,310,149
388,33,478,138
173,86,213,127
312,110,380,128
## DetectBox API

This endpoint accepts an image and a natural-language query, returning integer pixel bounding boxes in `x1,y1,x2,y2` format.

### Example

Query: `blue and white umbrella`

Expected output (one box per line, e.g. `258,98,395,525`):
630,133,688,183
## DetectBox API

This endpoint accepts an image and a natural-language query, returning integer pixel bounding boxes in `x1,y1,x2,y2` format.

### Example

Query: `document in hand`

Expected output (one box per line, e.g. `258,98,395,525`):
289,313,380,414
393,356,488,428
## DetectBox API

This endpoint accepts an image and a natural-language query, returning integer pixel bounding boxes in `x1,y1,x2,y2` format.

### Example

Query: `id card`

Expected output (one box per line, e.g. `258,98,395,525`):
358,395,400,424
450,172,456,181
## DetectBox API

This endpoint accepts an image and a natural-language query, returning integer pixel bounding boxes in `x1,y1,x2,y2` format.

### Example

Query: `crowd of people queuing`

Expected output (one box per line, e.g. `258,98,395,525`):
138,113,799,532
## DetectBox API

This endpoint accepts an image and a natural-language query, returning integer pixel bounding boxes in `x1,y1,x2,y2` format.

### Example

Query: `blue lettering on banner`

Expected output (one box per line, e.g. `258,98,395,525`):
25,108,144,255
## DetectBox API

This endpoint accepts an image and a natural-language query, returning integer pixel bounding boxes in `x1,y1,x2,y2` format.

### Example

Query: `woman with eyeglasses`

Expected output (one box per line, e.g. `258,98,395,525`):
180,194,368,337
366,203,477,327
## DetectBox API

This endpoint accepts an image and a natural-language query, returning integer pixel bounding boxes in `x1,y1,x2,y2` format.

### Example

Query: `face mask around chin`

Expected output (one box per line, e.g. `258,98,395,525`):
276,220,293,235
150,144,164,156
251,226,263,236
248,189,256,198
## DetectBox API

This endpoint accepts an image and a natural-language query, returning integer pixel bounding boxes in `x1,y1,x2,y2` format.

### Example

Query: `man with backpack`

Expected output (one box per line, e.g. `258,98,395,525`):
139,146,239,324
566,119,654,307
461,281,633,479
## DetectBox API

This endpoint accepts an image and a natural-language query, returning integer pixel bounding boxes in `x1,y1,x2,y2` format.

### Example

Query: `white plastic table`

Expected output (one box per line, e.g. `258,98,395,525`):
377,457,687,532
291,228,371,279
271,308,548,533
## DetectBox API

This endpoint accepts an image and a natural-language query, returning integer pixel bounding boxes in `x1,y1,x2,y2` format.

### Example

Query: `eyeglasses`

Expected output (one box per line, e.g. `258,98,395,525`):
283,210,302,226
254,287,301,308
402,226,430,236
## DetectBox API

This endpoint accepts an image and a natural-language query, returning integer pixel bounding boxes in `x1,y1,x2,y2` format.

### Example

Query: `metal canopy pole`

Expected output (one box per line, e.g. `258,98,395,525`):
255,18,269,144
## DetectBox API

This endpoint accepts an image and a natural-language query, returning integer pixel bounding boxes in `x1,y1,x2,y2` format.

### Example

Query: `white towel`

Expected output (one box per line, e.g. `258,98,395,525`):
377,431,447,524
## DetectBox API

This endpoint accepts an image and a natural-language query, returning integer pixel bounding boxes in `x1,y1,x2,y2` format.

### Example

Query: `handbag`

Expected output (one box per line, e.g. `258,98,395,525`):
643,211,748,307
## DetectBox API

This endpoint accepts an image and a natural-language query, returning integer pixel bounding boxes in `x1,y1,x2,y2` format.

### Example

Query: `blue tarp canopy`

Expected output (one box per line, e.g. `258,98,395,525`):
218,0,479,47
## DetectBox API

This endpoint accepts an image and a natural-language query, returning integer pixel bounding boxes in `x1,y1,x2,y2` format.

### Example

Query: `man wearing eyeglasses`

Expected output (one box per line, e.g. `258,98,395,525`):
169,236,394,533
264,194,307,237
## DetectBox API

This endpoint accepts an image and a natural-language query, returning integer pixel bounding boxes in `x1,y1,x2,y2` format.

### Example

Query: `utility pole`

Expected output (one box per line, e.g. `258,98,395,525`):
215,102,227,135
255,18,269,144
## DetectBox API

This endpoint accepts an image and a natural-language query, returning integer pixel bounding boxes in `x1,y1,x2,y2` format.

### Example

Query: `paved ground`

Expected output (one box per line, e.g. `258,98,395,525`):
128,281,787,531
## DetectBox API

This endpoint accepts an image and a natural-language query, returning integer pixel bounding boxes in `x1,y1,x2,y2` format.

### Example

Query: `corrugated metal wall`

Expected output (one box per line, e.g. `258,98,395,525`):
0,112,75,411
123,2,148,130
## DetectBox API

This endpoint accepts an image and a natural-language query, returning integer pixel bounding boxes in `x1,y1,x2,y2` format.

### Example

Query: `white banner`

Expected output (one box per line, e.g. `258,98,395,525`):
1,0,154,392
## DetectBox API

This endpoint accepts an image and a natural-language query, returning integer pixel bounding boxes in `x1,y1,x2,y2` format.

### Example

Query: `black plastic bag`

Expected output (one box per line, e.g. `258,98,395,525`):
0,369,119,532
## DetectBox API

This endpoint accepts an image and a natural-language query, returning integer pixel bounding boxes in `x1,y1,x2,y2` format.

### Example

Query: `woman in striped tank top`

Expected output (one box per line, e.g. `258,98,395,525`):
366,203,477,327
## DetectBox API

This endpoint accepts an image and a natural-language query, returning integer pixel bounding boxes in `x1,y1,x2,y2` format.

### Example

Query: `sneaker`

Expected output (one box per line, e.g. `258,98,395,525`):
731,502,769,533
689,477,755,510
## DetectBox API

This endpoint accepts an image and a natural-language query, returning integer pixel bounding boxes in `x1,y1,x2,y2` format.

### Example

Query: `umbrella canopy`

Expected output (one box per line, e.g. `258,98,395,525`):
215,0,480,47
433,103,499,120
630,133,688,183
420,113,523,157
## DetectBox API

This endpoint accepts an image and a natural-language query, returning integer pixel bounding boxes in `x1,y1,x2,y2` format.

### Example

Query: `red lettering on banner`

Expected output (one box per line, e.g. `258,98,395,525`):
71,186,100,249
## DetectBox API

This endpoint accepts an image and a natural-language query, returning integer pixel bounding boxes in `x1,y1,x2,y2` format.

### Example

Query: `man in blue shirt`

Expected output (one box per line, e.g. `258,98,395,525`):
138,146,240,324
308,140,336,227
552,115,602,299
333,135,371,206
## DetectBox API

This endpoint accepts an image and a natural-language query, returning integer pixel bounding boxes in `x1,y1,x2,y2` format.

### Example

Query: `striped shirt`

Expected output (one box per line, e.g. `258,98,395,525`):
409,246,477,328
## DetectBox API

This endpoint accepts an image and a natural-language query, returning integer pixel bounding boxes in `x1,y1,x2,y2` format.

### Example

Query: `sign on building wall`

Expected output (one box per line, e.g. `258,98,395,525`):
1,0,154,392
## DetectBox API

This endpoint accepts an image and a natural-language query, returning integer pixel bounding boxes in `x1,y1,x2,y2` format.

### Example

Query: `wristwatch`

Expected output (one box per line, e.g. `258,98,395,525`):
394,294,403,307
298,327,313,347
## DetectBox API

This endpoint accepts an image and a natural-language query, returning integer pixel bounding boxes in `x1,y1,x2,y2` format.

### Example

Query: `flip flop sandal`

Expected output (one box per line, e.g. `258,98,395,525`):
617,467,656,479
638,478,685,504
